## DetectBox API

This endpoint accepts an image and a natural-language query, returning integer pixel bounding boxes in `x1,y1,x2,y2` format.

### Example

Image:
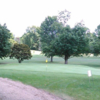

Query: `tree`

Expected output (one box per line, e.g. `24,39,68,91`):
10,43,32,63
90,25,100,55
21,26,39,50
52,25,89,64
9,33,17,47
95,24,100,39
39,16,63,62
0,24,12,59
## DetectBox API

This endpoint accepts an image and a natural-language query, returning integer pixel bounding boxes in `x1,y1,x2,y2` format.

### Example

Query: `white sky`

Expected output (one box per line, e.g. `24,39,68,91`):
0,0,100,37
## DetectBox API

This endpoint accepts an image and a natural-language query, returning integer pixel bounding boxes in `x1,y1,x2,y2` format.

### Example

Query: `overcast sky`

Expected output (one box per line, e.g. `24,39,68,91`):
0,0,100,37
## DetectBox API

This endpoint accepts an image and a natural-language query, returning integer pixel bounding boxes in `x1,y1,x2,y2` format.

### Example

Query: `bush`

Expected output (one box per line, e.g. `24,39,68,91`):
10,43,32,63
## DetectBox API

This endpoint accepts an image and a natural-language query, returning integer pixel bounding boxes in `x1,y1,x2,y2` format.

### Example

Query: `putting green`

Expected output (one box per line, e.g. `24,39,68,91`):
0,56,100,75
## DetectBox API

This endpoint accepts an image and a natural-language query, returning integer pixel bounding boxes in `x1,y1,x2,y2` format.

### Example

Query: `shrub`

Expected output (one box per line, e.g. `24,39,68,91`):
10,43,32,63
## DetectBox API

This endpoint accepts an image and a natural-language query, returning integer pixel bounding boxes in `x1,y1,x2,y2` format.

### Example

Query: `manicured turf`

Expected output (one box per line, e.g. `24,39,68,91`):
0,55,100,100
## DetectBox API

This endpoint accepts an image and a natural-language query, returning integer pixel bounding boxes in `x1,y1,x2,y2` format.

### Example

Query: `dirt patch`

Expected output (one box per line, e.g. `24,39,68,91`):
0,77,74,100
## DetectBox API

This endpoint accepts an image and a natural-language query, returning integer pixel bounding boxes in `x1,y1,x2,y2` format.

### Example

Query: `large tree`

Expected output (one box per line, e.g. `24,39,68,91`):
52,25,89,64
39,16,62,62
21,26,39,50
0,24,12,59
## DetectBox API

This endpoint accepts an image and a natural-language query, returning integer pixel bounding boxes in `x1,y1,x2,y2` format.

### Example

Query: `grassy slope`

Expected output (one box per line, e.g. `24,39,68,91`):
0,55,100,100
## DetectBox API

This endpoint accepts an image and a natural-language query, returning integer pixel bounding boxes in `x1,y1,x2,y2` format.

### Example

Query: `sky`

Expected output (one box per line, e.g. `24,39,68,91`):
0,0,100,37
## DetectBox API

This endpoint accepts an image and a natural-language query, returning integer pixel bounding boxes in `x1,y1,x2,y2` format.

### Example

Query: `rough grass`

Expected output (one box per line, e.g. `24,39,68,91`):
0,55,100,100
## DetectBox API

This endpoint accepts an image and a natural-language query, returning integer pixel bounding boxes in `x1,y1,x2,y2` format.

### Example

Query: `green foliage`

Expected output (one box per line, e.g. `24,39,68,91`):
52,25,89,64
9,38,17,47
10,43,32,63
39,16,63,59
72,24,90,54
9,34,17,47
95,24,100,38
91,25,100,55
0,24,12,59
21,26,39,50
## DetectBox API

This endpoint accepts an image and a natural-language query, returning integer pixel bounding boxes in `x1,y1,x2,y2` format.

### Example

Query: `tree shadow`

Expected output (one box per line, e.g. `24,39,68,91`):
70,63,100,69
81,64,100,69
0,63,7,64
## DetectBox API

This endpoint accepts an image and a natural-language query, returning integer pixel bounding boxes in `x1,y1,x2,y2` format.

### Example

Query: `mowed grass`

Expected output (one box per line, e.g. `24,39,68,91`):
0,55,100,100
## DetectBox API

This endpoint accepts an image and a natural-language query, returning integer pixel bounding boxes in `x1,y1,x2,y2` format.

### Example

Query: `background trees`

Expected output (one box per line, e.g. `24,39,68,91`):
1,10,100,64
90,25,100,55
9,34,17,47
21,26,39,50
0,24,12,59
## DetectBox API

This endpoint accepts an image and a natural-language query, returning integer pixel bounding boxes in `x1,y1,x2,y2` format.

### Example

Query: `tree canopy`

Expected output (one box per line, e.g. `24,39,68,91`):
39,16,63,62
0,24,12,59
10,43,32,63
90,25,100,55
1,10,100,64
52,25,89,64
21,26,39,50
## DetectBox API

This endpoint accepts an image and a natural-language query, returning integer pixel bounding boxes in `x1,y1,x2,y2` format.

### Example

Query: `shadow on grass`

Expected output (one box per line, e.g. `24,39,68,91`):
81,64,100,69
1,56,100,69
0,63,7,64
68,62,100,69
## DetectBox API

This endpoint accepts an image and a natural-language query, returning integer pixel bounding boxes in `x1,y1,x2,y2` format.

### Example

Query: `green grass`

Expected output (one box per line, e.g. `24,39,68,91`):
0,55,100,100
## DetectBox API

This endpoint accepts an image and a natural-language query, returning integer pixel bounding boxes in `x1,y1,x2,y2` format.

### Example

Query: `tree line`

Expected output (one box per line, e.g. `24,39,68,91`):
0,10,100,64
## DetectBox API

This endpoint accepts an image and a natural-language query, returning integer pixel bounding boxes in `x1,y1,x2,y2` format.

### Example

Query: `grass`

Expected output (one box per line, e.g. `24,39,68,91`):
0,55,100,100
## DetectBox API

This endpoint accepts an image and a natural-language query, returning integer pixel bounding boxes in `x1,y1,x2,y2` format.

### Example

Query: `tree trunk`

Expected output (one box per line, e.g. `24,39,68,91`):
51,56,53,62
38,37,41,50
65,55,68,64
18,60,21,63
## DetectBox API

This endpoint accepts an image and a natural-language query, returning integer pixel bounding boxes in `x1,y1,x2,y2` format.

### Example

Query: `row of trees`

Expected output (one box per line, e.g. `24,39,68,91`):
21,26,40,50
0,24,32,63
20,10,100,64
0,10,100,64
39,17,89,64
